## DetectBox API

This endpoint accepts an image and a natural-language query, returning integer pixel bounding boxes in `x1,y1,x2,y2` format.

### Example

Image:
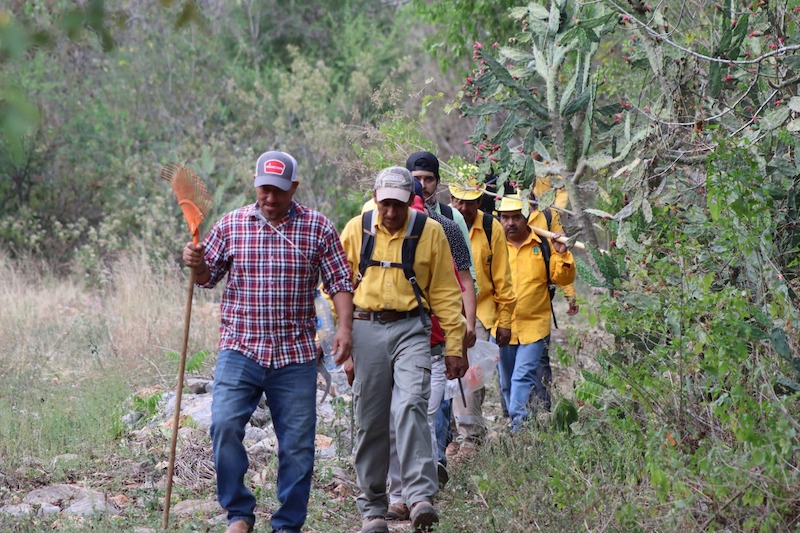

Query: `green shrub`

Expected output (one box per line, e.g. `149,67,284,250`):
572,136,800,528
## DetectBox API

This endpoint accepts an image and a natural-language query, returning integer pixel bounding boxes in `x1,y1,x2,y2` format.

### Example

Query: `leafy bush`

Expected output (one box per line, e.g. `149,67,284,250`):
573,135,800,528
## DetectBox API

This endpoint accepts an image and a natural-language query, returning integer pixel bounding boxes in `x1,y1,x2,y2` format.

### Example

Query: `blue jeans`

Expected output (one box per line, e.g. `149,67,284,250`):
211,350,317,533
497,337,549,432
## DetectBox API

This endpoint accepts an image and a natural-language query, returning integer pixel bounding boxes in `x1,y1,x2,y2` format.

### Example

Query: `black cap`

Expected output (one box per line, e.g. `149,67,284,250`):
406,151,440,183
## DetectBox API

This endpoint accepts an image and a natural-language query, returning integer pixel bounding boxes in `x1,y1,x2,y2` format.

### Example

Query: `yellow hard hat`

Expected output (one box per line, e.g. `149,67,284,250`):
496,194,524,212
448,182,485,201
447,163,485,200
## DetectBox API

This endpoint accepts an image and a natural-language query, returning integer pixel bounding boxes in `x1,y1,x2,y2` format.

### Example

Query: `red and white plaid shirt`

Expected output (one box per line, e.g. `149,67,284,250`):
199,201,353,368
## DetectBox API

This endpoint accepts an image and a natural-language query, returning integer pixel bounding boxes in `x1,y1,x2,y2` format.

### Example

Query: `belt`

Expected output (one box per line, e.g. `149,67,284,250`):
353,307,421,324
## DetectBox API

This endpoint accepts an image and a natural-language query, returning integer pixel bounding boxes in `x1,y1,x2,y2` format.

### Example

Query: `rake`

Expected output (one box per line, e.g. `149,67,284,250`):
160,163,213,530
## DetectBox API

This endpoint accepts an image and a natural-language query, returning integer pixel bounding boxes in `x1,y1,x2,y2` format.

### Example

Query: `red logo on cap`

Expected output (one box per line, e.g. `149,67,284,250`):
263,159,285,175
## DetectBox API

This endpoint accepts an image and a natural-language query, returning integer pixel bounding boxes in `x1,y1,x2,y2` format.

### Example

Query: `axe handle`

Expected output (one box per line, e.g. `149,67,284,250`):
529,225,586,250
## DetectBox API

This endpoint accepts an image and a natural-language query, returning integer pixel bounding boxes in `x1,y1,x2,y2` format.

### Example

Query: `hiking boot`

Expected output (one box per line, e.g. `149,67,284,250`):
386,502,410,520
410,501,439,532
444,442,459,459
451,444,478,464
361,515,389,533
437,461,449,489
225,520,253,533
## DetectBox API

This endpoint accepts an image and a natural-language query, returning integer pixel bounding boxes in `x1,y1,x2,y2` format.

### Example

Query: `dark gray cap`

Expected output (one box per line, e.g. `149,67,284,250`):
254,151,297,191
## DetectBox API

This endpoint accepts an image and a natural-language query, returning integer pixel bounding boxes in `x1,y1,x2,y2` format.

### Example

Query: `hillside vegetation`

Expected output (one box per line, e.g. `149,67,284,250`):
1,1,799,531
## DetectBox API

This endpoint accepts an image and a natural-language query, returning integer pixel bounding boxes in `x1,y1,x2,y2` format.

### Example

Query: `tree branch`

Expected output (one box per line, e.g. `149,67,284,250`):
604,0,800,65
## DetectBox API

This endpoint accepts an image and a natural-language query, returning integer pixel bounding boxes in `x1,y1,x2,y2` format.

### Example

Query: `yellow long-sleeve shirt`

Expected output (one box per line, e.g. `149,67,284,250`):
470,211,515,332
528,208,576,299
340,210,466,357
534,175,569,210
507,228,576,344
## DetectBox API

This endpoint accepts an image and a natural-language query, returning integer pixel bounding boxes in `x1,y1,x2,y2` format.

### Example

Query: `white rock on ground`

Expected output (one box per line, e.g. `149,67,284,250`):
17,483,120,516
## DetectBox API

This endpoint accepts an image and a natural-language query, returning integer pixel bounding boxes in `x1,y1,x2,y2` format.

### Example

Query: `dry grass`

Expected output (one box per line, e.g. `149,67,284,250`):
0,246,221,480
99,246,221,388
0,253,87,382
0,247,220,389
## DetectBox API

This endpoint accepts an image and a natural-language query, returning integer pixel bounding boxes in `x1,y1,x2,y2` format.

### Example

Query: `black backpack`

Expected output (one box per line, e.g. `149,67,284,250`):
356,209,429,325
537,210,558,329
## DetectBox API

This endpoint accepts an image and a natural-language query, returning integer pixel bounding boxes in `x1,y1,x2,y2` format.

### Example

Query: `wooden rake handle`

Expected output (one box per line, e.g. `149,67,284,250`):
162,232,199,530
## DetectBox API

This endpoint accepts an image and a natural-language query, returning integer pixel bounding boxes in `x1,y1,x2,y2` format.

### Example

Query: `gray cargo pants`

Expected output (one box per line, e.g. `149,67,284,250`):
352,314,437,518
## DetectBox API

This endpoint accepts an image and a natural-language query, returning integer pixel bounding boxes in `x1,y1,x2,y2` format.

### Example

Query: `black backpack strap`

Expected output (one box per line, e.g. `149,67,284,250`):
356,210,377,288
482,210,493,245
539,236,558,329
542,208,558,327
357,209,429,326
482,212,494,288
439,202,454,220
401,210,429,326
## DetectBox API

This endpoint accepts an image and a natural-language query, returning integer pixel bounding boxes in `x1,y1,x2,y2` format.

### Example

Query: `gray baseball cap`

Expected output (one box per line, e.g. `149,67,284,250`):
254,151,298,191
373,166,414,203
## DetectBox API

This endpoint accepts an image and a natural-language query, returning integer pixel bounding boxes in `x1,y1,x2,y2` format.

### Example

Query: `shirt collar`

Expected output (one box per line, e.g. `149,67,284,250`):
373,208,411,235
522,224,542,245
250,201,300,225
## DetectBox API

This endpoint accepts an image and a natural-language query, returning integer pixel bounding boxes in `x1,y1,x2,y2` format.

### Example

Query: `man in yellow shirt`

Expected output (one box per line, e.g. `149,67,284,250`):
496,195,576,431
533,174,569,210
448,175,515,460
338,166,467,533
526,192,578,411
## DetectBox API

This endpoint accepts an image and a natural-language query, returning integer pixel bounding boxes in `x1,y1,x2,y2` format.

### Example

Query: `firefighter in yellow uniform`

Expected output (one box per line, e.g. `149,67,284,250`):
338,166,467,533
497,194,576,430
527,178,578,410
448,174,515,460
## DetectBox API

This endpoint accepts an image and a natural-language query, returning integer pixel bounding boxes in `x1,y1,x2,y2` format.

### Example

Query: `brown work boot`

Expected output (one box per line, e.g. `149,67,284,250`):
361,515,389,533
225,520,253,533
444,442,459,459
386,502,410,520
451,443,478,464
410,501,439,532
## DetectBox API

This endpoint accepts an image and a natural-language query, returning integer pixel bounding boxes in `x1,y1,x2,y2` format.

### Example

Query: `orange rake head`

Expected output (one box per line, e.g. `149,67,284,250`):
161,163,214,244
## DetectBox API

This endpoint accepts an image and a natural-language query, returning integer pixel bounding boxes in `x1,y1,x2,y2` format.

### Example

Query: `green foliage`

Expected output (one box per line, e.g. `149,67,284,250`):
132,390,164,419
0,0,415,270
350,112,438,180
451,0,654,263
552,398,578,432
407,0,521,73
572,136,800,527
578,244,627,289
0,370,129,465
165,348,210,375
439,417,655,531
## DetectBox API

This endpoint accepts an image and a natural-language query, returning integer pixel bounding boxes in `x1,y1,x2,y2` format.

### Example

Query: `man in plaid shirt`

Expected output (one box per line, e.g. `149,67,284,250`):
182,150,354,533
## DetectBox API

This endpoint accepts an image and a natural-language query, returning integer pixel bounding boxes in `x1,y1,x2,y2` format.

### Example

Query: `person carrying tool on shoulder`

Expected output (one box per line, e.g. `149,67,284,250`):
496,194,576,431
447,166,516,463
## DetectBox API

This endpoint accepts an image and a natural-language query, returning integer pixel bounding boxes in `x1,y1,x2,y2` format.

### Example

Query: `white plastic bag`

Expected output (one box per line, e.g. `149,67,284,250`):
445,339,499,399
